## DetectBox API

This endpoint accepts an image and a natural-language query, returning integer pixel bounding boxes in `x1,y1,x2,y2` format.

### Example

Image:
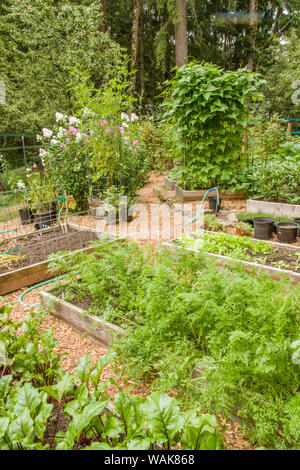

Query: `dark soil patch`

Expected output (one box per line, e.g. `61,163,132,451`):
54,287,93,311
246,246,300,273
0,227,98,274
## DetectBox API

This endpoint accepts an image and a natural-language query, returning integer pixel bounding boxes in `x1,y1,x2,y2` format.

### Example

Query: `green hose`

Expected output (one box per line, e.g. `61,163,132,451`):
1,247,21,255
18,271,80,307
0,228,17,235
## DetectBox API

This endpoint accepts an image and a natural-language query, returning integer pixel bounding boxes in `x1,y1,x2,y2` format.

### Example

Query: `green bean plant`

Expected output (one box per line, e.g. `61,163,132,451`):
163,63,263,191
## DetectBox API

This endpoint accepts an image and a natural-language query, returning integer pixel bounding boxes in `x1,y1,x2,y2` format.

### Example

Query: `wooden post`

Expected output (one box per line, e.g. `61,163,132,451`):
287,121,293,137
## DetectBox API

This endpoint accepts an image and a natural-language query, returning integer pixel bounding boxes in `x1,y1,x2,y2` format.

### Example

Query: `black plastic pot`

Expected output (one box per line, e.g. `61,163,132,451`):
34,210,57,226
253,217,274,240
19,208,33,226
208,196,222,213
294,218,300,237
276,222,298,243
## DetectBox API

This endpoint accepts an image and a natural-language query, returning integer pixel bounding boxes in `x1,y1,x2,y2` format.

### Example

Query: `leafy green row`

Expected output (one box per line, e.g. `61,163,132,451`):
0,303,221,450
177,231,275,260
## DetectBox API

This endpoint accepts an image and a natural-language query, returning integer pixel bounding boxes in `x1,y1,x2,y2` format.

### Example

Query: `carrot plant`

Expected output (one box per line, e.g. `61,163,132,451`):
48,241,300,449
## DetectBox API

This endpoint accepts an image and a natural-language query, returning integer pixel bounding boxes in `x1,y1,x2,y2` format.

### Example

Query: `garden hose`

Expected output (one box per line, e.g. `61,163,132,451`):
0,247,22,255
17,186,219,307
0,228,19,255
0,228,17,235
18,272,81,307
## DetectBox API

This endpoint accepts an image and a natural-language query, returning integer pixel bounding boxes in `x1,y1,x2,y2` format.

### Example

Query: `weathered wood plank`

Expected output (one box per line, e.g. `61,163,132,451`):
0,244,95,295
163,240,300,284
40,291,125,348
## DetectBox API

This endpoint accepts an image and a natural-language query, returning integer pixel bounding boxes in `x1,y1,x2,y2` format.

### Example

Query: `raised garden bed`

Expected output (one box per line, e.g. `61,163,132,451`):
39,280,283,431
40,289,207,393
40,290,125,348
163,231,300,283
0,225,101,295
164,175,177,191
247,199,300,219
175,184,247,203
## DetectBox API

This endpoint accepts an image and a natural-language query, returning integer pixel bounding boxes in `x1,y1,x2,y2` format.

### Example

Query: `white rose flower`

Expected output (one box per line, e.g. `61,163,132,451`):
57,127,65,138
75,132,82,141
36,134,43,141
55,112,67,122
42,128,53,138
121,112,130,122
50,138,59,145
39,149,47,157
130,113,139,122
69,116,81,125
122,122,129,128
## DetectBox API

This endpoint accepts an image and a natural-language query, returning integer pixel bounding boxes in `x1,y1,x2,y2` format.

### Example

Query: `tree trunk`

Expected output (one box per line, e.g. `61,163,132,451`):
139,3,145,108
131,0,141,96
247,0,258,72
175,0,188,68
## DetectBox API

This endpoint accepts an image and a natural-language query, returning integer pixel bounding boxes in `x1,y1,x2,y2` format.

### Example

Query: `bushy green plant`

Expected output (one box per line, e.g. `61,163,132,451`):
0,303,220,451
0,0,125,133
25,164,56,213
39,114,89,211
163,63,263,191
136,120,177,173
247,113,286,161
70,71,150,198
203,214,224,232
249,140,300,204
235,221,254,237
49,241,300,448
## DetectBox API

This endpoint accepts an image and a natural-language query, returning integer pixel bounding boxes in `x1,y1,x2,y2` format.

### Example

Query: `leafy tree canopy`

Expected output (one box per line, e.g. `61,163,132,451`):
0,0,125,133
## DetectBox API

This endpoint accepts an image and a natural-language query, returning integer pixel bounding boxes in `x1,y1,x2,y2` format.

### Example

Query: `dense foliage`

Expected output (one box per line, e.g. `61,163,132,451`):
0,0,124,133
49,241,300,449
70,71,151,197
0,302,221,450
1,1,299,135
248,139,300,204
163,63,263,190
260,32,300,118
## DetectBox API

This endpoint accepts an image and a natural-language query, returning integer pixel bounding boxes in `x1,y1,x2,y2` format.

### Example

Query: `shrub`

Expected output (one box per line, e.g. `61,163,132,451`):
163,63,263,191
249,140,300,204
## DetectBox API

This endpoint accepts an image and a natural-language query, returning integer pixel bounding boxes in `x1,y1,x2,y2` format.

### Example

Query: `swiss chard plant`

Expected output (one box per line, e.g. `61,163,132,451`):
0,303,221,450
